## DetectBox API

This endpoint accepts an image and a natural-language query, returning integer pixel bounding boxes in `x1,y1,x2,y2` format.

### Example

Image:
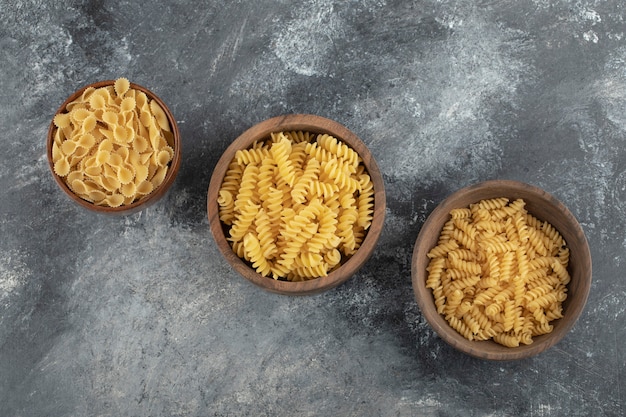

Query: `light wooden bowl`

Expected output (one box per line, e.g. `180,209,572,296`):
47,80,181,215
207,114,386,295
411,180,592,360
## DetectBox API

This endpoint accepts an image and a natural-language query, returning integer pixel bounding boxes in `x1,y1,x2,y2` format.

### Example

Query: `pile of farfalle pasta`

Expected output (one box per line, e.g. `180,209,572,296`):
218,131,374,281
426,198,570,347
51,78,175,207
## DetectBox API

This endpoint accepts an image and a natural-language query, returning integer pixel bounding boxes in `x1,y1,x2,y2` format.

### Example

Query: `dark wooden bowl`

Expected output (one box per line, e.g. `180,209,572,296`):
47,80,181,215
411,180,592,360
207,114,386,295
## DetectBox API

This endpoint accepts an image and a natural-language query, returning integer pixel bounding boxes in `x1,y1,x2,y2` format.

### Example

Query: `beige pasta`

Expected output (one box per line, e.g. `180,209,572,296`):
51,78,174,207
426,198,569,347
219,131,374,281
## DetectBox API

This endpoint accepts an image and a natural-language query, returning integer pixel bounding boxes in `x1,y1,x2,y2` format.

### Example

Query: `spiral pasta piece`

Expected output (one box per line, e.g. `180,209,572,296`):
235,147,270,166
317,133,361,168
283,130,315,143
229,202,259,242
450,208,472,219
270,134,297,187
254,208,278,259
291,157,320,204
233,165,259,214
257,157,277,203
425,257,445,290
356,175,374,229
324,248,342,270
243,233,272,277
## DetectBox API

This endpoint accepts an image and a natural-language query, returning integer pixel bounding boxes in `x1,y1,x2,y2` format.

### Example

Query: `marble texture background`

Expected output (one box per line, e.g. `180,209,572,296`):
1,0,624,415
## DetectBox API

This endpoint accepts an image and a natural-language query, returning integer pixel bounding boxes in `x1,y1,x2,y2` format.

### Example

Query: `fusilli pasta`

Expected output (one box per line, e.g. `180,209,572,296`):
218,131,375,281
425,197,570,347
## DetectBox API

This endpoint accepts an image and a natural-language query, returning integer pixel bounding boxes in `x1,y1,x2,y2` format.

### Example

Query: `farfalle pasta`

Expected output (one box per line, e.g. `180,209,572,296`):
51,78,174,207
219,131,375,281
426,198,569,347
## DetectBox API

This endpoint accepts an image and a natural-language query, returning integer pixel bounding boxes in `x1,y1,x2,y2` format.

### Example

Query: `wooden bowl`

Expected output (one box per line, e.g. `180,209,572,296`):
411,180,592,360
47,80,181,215
207,114,386,295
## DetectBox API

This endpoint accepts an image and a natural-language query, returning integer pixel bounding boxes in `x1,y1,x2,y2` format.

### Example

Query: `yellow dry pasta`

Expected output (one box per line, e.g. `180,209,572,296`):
219,131,375,281
51,78,174,207
426,198,569,347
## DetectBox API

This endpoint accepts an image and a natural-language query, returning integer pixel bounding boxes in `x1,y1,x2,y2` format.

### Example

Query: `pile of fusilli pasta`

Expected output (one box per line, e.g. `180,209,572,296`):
426,197,570,347
218,131,374,281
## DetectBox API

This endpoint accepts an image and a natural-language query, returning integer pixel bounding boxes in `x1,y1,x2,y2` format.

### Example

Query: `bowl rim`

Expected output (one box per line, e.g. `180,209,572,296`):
46,79,182,215
411,179,592,360
207,113,386,295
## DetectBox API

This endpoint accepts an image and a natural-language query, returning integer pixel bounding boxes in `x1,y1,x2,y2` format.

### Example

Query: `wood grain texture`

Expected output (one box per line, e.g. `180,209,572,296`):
207,114,386,295
411,180,592,360
46,80,182,215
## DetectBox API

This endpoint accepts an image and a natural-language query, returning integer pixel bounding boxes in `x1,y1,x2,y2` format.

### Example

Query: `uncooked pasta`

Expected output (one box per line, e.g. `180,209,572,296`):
218,131,375,281
51,78,174,207
426,198,569,347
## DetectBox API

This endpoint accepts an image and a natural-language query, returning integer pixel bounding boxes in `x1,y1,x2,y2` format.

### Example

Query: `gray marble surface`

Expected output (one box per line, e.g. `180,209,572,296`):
1,0,624,416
